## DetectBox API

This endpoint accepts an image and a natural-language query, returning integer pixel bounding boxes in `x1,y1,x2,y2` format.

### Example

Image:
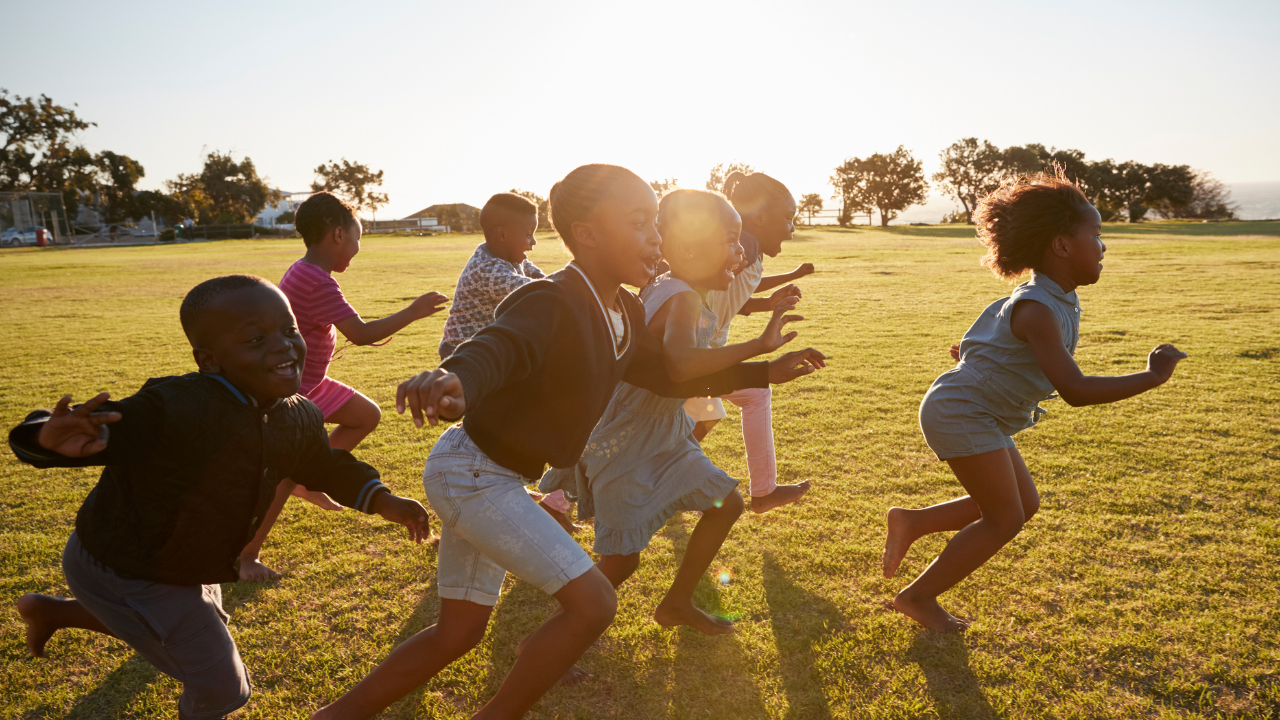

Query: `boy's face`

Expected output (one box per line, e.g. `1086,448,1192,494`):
192,285,307,404
332,219,363,273
581,176,662,289
751,193,797,258
496,213,538,264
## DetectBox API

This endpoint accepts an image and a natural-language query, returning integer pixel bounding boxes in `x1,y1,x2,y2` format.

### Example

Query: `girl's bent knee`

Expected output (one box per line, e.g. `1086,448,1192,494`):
719,489,745,518
436,622,487,657
1022,496,1040,522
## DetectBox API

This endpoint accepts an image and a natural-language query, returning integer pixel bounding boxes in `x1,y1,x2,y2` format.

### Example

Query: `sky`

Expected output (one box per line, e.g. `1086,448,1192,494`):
5,0,1279,220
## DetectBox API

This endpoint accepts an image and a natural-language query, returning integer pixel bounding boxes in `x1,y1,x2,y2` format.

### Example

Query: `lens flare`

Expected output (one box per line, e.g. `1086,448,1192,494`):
716,566,732,585
713,499,723,508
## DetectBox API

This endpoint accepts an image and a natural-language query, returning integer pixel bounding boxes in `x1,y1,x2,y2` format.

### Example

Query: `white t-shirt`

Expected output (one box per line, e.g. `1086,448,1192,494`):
606,306,627,352
704,256,764,348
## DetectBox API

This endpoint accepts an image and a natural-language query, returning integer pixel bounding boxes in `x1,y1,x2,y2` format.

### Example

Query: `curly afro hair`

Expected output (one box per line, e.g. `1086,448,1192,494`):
972,167,1093,281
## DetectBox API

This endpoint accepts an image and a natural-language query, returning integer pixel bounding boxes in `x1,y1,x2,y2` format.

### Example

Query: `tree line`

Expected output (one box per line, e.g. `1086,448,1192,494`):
0,89,389,228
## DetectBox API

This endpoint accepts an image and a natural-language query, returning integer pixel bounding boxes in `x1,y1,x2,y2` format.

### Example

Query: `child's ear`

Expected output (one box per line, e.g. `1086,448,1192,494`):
1051,234,1071,258
571,221,597,249
192,346,221,375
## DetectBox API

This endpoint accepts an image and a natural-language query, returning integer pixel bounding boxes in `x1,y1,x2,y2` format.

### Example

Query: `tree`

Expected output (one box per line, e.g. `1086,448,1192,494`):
649,178,678,197
162,172,212,223
798,193,823,225
1158,170,1237,220
311,158,389,219
92,151,145,222
829,146,928,227
197,151,279,224
706,162,754,193
932,138,1003,223
510,189,550,229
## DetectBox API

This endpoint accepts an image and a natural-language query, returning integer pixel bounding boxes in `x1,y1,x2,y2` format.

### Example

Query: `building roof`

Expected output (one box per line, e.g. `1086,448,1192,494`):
405,203,480,219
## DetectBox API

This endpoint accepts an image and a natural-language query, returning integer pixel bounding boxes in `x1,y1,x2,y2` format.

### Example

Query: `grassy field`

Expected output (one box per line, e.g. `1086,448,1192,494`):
1,221,1278,719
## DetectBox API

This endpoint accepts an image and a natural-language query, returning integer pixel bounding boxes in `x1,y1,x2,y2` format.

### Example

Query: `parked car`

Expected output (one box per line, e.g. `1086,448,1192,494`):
1,226,44,246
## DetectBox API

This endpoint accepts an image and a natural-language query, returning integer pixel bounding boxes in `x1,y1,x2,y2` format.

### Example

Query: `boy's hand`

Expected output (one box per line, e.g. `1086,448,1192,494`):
1147,344,1188,384
792,263,816,279
411,292,450,319
758,297,803,352
950,344,961,362
372,493,432,543
397,369,466,427
37,393,121,457
767,283,802,309
767,348,827,384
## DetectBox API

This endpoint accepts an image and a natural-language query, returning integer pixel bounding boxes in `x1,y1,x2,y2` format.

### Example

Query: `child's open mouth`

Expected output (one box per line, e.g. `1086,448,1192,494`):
271,361,298,378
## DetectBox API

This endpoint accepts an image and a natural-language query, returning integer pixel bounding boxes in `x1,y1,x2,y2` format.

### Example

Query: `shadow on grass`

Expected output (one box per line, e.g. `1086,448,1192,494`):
22,652,160,720
380,588,445,718
905,632,996,719
763,552,842,719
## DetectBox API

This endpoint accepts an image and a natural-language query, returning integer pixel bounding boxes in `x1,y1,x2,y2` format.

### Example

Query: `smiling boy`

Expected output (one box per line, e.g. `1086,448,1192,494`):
11,275,431,720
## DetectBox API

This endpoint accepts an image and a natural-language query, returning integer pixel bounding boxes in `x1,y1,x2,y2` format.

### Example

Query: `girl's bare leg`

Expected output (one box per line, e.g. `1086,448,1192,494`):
654,488,743,636
16,594,115,657
692,419,720,442
892,447,1039,632
883,447,1039,578
311,598,494,720
238,393,381,580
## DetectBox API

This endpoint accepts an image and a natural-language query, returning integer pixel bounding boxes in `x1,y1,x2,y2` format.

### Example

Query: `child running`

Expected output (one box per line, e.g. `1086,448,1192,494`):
540,188,821,637
12,275,431,720
881,169,1187,632
685,170,817,513
310,165,826,720
437,191,580,533
237,192,449,580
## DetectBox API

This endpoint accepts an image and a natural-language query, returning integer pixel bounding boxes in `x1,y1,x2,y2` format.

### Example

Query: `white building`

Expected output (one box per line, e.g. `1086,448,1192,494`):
256,191,309,227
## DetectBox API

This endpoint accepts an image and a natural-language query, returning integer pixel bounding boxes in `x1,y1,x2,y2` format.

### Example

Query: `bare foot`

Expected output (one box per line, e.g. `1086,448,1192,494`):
237,557,282,582
882,507,916,579
892,591,969,633
539,501,584,535
16,594,57,658
292,486,343,511
654,599,735,636
750,481,811,514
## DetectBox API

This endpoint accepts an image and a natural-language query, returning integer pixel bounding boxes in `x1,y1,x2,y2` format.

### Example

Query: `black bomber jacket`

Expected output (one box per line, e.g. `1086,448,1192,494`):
8,372,389,585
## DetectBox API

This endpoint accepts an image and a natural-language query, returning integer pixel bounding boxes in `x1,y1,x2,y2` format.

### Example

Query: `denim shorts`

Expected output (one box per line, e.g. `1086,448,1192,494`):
62,533,251,720
918,382,1020,461
423,425,596,606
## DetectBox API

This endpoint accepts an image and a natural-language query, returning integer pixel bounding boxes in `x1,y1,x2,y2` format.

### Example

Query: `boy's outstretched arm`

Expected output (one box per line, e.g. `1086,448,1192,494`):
1013,300,1186,407
739,283,802,317
336,291,449,346
10,391,161,469
755,263,815,294
370,493,432,544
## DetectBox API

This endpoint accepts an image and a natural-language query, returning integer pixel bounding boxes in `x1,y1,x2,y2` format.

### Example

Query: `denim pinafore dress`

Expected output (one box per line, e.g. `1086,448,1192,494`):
919,272,1081,460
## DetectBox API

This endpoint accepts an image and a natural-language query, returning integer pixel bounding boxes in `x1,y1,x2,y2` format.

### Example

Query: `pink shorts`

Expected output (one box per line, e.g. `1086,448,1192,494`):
304,377,357,419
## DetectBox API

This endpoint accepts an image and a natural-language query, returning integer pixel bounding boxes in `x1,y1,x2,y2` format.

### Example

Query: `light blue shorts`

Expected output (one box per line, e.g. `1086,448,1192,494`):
918,383,1020,461
422,425,596,606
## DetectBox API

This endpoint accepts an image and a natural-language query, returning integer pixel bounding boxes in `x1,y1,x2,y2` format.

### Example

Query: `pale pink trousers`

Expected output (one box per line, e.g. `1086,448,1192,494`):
720,386,778,497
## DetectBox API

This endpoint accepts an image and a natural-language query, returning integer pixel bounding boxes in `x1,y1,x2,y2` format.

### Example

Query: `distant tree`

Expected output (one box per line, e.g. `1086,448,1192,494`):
829,158,870,227
830,146,928,227
1164,170,1237,220
433,204,463,232
197,151,279,224
510,189,550,228
706,162,754,193
162,172,213,224
92,150,145,222
798,193,823,224
276,209,296,224
1105,162,1194,223
932,138,1003,223
311,158,389,220
649,178,678,197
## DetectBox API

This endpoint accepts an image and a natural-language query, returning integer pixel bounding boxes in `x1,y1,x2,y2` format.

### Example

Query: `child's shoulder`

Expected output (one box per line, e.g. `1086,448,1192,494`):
281,259,336,289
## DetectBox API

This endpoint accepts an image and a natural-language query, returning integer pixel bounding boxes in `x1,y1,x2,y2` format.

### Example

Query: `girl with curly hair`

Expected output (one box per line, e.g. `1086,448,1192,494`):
881,169,1187,632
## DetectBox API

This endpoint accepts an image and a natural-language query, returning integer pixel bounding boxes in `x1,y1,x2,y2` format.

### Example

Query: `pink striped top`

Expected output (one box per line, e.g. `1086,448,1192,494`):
279,260,359,394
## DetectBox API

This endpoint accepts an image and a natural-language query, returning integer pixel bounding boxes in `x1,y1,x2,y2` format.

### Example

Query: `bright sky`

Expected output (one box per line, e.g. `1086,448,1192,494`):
6,0,1278,219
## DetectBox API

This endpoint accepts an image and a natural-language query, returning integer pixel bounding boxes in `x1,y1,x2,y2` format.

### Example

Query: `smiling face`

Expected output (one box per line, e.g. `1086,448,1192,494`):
578,175,663,288
191,285,307,404
492,213,539,265
749,192,798,257
331,219,362,273
660,198,743,292
1064,204,1106,287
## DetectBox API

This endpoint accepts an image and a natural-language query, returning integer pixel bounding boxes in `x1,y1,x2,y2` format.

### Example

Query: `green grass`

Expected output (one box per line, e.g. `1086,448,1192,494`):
1,221,1278,719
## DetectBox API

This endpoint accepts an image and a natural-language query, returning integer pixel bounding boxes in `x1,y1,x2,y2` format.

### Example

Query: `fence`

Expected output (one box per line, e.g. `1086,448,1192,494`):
798,207,876,226
364,218,449,234
0,191,73,245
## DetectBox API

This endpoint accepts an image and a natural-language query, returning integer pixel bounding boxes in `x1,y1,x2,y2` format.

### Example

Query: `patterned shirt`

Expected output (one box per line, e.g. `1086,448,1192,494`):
439,243,546,359
279,260,359,393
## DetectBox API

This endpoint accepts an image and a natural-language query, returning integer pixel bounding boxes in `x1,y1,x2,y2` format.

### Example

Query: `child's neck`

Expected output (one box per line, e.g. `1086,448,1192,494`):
302,246,337,273
572,258,623,310
670,268,713,304
1032,264,1078,294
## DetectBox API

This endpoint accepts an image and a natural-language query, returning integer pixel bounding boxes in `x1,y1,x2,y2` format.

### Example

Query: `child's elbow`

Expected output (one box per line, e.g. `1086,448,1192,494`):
1057,388,1088,407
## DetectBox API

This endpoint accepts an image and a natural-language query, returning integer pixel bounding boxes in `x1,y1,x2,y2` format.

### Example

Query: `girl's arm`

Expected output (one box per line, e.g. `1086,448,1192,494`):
335,292,449,346
739,283,802,316
650,291,801,383
755,263,815,294
1012,300,1186,407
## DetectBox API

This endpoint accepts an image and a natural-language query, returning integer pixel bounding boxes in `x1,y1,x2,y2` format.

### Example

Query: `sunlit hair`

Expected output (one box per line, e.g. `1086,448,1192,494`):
973,166,1094,281
180,274,274,344
480,192,537,237
657,189,737,260
548,164,645,253
295,191,357,248
722,170,791,217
